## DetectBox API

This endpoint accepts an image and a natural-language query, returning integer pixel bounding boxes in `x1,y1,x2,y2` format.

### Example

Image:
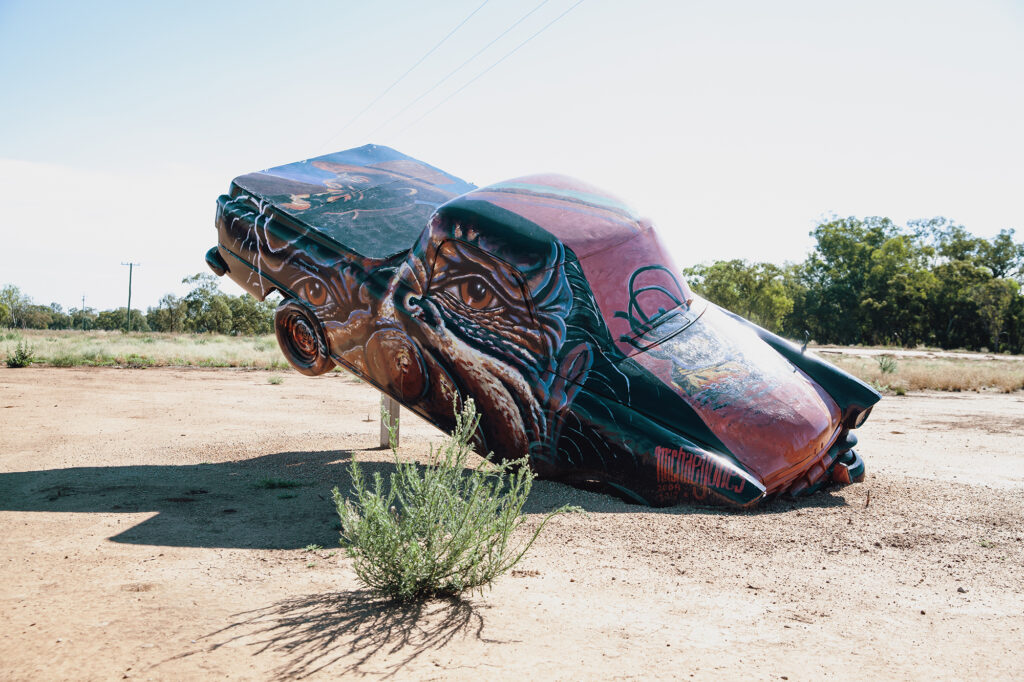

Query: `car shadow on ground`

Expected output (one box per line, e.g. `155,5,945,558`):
0,449,369,549
527,477,851,517
0,447,850,550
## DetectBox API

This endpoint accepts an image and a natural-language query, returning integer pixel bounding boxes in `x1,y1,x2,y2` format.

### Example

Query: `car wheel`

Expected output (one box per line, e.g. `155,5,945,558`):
274,300,334,376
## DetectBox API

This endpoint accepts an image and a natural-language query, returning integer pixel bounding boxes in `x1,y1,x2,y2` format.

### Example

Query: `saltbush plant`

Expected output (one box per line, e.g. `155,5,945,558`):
5,340,35,368
333,398,573,601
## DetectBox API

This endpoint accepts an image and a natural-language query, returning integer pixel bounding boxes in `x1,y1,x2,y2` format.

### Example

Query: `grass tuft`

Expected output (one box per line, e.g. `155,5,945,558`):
5,340,35,368
876,355,898,374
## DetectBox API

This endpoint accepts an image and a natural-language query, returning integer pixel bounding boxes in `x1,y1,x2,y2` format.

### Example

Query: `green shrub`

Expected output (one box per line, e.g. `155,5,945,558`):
876,354,898,375
333,398,575,601
5,340,35,368
120,353,154,368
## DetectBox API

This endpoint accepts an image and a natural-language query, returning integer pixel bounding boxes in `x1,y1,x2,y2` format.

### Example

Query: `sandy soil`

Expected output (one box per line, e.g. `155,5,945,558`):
1,367,1022,680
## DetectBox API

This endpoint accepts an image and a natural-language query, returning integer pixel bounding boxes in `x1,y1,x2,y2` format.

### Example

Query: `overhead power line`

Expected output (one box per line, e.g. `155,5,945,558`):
320,0,493,151
398,0,588,136
368,0,554,138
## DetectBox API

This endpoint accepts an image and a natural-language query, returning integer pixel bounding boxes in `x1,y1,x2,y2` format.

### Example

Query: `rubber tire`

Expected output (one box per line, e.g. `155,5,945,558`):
274,300,334,376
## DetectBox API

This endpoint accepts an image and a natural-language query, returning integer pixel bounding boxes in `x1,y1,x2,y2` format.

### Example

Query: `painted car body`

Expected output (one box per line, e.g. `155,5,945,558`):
208,144,880,507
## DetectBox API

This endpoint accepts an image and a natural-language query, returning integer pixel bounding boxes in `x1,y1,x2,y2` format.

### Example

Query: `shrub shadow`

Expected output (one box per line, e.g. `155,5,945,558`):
182,589,497,678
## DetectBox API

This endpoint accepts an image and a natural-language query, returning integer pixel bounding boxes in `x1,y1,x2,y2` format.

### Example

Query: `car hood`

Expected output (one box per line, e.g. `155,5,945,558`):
617,299,843,494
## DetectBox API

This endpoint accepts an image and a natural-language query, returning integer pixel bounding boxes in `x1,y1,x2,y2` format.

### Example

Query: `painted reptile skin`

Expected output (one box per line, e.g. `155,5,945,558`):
210,144,880,507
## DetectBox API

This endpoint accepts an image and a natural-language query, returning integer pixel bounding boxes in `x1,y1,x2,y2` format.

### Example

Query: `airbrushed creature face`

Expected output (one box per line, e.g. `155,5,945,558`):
426,239,551,369
365,212,589,459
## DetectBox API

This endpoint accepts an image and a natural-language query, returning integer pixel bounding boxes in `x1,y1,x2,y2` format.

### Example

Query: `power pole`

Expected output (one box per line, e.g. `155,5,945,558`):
121,262,140,331
81,295,85,330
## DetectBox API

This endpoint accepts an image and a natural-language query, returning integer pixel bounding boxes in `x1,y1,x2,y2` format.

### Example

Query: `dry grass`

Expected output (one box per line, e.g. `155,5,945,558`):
1,329,290,370
3,329,1022,392
825,353,1024,394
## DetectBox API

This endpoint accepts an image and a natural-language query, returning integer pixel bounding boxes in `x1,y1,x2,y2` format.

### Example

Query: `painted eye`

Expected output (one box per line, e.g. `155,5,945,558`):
304,280,327,306
458,278,495,310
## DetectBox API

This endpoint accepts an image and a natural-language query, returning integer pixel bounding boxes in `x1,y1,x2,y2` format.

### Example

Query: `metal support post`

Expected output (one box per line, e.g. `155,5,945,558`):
380,394,400,448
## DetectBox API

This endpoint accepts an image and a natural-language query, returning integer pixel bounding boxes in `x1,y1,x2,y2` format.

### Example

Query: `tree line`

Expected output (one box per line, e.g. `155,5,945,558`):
684,217,1024,353
3,216,1022,351
0,273,278,336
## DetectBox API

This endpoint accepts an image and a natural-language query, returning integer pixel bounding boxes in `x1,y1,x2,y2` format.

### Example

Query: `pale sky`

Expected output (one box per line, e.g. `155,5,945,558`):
1,0,1021,311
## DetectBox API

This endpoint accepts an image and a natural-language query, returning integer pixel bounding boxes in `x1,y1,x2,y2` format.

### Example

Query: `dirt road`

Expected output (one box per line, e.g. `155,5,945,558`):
1,367,1022,680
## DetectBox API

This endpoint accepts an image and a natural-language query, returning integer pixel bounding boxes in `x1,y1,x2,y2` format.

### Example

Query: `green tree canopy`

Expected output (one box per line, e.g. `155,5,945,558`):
0,285,32,328
682,216,1023,353
147,294,187,333
683,260,794,331
95,308,150,332
182,273,233,334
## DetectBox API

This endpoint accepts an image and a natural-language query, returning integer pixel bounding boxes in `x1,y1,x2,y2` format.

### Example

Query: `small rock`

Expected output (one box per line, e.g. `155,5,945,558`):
957,586,968,594
920,610,926,615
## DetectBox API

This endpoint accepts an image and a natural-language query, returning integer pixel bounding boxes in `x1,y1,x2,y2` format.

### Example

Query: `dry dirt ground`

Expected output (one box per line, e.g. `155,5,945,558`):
1,367,1022,680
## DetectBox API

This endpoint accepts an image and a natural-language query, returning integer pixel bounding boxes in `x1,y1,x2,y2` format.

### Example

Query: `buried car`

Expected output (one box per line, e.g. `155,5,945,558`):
207,144,880,508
